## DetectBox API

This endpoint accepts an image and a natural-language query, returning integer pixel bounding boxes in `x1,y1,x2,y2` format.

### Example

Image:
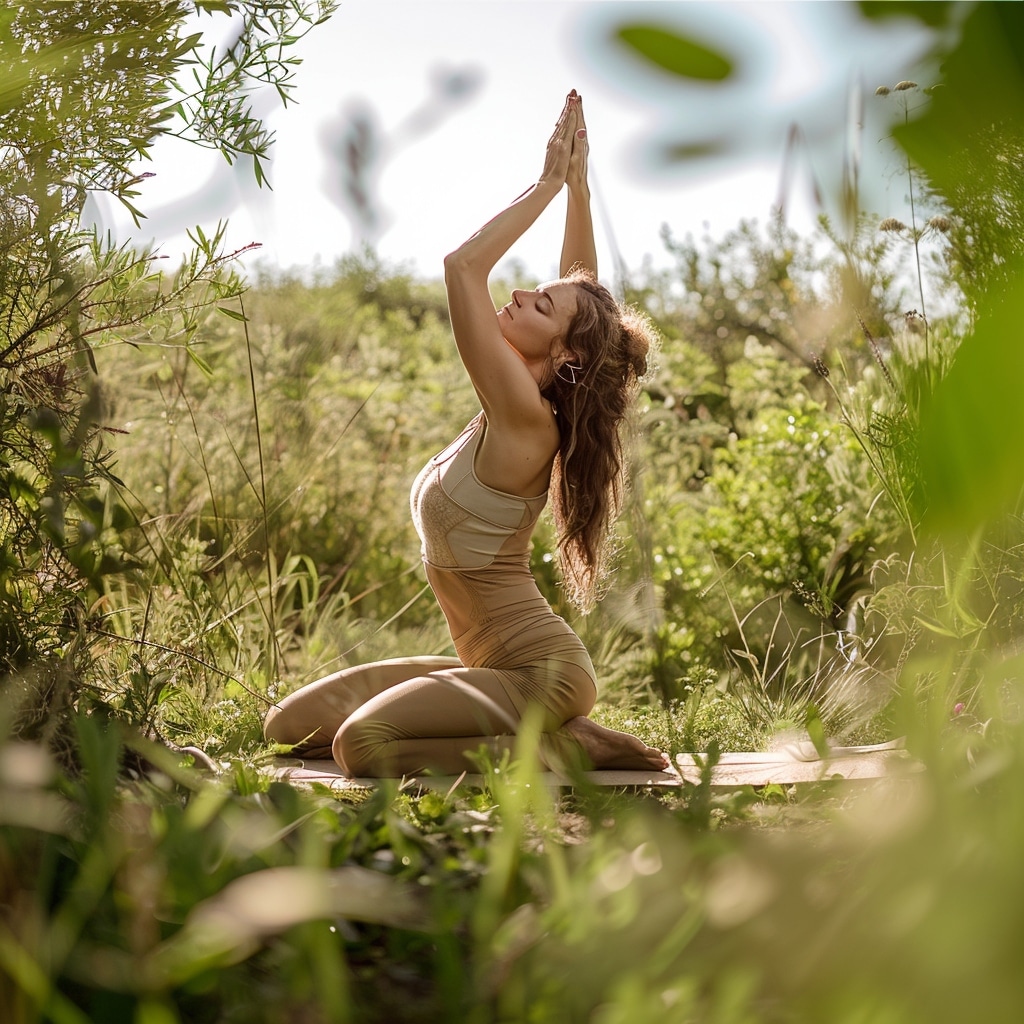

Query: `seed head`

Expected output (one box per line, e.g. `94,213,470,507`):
811,354,830,379
903,309,927,335
894,80,918,92
857,313,897,393
879,217,907,233
875,86,891,96
927,215,952,233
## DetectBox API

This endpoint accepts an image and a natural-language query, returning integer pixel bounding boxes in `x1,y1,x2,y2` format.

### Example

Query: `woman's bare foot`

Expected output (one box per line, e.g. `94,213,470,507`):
560,716,670,772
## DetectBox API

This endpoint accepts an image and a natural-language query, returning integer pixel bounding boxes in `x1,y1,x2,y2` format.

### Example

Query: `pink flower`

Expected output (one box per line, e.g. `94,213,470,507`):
953,702,966,717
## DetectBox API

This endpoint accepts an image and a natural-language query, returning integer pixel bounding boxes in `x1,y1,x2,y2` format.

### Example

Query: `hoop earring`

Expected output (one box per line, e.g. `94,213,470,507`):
556,362,583,385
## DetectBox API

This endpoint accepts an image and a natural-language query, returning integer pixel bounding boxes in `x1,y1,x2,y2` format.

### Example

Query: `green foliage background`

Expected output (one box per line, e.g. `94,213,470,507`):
3,1,1024,1022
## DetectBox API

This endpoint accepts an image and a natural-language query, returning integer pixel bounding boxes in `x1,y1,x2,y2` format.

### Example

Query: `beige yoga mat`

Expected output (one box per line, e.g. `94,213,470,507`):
266,739,920,792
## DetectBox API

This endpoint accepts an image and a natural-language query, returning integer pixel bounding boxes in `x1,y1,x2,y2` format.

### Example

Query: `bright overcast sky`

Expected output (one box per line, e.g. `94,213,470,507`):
87,1,936,283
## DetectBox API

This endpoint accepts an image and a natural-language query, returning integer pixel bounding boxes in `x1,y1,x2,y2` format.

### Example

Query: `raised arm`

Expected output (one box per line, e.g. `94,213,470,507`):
443,95,574,426
560,92,597,278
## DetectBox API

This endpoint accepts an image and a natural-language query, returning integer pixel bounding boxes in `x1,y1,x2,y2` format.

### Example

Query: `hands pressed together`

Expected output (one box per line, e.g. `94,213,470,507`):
541,89,589,192
443,90,593,280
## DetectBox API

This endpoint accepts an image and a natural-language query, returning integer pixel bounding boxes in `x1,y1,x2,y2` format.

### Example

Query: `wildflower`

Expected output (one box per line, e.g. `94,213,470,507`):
875,86,891,96
879,217,907,233
927,215,952,233
903,309,927,335
953,702,966,716
894,80,918,91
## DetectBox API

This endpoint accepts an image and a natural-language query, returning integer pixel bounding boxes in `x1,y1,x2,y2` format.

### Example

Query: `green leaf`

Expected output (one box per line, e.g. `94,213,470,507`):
186,346,215,377
171,31,204,59
856,1,955,28
803,704,830,759
896,4,1024,199
80,342,98,375
616,24,733,82
661,139,727,162
193,2,234,17
217,305,247,321
912,615,964,639
146,866,432,985
134,997,181,1024
252,154,267,188
917,281,1024,532
0,5,17,41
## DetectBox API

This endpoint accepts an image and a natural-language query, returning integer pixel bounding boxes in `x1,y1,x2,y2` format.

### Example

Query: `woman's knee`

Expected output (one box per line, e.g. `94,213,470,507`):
333,716,387,777
263,702,329,750
263,704,285,742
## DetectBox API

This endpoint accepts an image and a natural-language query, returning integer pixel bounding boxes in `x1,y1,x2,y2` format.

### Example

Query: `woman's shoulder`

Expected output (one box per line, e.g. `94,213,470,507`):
480,395,560,445
475,401,560,497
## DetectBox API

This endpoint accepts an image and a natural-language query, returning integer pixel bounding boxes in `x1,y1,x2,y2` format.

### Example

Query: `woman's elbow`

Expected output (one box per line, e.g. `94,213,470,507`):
443,248,469,279
443,245,487,282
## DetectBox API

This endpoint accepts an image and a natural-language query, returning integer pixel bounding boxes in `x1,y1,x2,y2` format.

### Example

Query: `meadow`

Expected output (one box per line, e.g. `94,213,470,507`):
3,2,1024,1021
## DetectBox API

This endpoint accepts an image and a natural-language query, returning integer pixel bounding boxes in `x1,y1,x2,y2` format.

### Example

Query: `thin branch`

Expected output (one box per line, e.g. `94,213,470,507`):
87,627,276,707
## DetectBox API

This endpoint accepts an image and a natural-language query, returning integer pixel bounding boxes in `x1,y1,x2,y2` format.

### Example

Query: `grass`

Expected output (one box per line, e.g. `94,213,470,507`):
6,663,1024,1023
591,694,767,756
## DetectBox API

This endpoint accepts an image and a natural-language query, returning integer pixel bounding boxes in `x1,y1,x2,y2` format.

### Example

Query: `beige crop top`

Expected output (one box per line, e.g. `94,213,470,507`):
410,413,547,571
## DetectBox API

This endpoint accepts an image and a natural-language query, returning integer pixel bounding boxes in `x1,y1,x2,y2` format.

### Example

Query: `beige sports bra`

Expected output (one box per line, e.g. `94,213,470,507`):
410,414,547,571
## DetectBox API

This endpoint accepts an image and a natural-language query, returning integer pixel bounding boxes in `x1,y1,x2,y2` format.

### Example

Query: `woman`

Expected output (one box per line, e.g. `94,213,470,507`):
264,91,668,777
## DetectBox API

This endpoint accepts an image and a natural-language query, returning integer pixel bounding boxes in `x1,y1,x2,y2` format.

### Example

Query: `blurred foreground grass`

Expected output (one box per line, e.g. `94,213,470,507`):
3,660,1024,1022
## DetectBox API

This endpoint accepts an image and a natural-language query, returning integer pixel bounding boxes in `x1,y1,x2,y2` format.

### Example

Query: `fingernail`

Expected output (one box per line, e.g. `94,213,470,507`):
576,129,587,139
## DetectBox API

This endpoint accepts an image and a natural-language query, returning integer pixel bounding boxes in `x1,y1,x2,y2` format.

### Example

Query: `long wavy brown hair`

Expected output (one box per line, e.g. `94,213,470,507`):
540,268,658,611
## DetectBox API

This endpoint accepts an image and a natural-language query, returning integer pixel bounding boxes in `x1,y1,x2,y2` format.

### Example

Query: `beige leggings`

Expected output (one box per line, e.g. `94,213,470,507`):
263,655,596,777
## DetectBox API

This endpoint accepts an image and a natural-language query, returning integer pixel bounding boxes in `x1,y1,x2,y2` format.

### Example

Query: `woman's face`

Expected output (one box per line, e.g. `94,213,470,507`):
497,282,578,364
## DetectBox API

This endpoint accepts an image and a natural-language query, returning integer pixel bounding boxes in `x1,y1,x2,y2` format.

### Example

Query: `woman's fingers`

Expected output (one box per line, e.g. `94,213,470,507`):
548,98,573,148
575,94,587,138
550,95,573,141
541,91,584,185
564,93,588,189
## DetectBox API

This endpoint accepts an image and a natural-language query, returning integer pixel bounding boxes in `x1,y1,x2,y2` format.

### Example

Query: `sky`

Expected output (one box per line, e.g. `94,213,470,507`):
85,1,938,284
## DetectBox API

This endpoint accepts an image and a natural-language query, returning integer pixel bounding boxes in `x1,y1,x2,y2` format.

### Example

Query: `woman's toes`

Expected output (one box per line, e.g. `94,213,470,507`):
560,716,672,772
